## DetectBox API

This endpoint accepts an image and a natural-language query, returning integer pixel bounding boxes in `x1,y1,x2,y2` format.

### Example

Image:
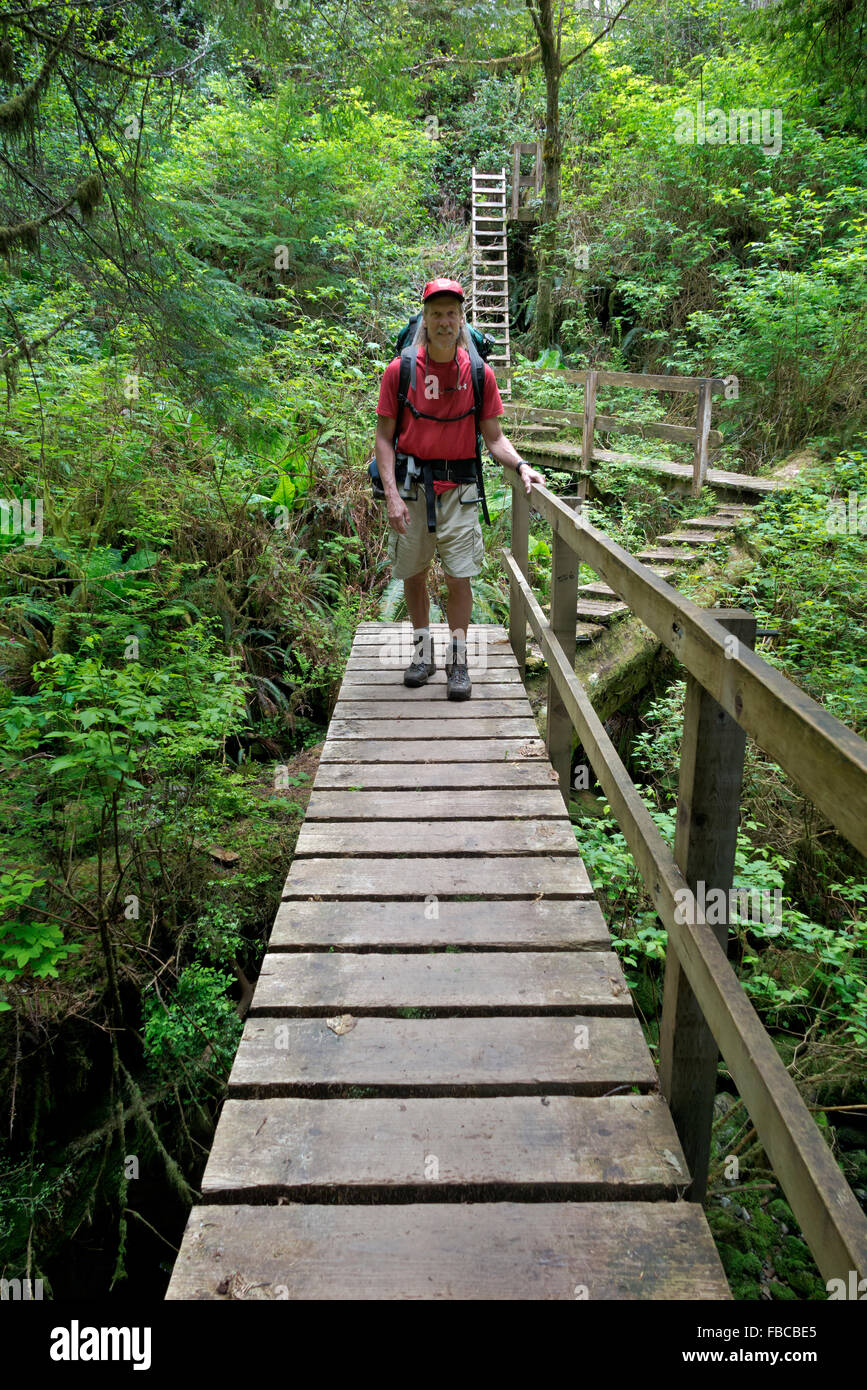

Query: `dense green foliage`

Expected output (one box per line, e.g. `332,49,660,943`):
0,0,864,1301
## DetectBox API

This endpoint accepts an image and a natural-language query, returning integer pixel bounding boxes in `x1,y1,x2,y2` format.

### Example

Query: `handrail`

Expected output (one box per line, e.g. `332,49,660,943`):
501,475,867,1288
526,482,867,858
498,365,727,493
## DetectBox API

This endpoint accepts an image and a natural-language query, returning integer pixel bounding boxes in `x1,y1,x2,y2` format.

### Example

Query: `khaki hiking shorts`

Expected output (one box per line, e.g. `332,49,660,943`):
387,481,484,580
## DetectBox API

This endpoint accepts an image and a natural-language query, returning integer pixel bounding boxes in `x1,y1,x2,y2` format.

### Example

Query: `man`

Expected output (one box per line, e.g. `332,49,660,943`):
374,278,544,699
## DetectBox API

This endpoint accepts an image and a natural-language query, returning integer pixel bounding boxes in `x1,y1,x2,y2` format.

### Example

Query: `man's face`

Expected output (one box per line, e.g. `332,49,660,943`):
423,295,463,346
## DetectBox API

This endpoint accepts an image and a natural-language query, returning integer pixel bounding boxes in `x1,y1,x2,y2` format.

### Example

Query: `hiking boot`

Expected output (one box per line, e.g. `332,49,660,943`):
404,645,436,687
445,645,472,701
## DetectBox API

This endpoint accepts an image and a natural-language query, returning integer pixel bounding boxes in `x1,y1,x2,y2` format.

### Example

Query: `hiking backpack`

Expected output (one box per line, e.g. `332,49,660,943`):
368,315,496,526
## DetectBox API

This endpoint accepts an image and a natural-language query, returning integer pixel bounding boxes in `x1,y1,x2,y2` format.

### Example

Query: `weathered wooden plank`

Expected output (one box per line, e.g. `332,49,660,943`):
547,528,578,800
200,1095,689,1198
504,402,723,448
312,762,562,790
582,368,597,472
338,681,526,700
345,653,519,670
340,671,522,690
281,855,592,898
333,700,532,719
167,1201,731,1299
518,440,780,491
304,789,567,820
328,717,539,741
577,582,618,597
657,531,725,545
320,738,547,763
269,897,609,949
636,548,698,563
692,378,713,496
228,1015,657,1093
572,599,628,618
659,611,755,1203
295,817,576,857
512,366,724,392
250,950,628,1013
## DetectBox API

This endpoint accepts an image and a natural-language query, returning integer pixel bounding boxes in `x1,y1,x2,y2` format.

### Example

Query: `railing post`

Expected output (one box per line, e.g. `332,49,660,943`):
658,609,757,1202
692,379,712,497
581,368,597,475
509,475,530,674
546,528,578,804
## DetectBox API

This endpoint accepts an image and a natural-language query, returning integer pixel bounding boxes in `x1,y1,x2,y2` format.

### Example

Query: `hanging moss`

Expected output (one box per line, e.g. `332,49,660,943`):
2,355,18,399
0,38,16,84
0,218,40,256
75,173,103,219
0,17,72,142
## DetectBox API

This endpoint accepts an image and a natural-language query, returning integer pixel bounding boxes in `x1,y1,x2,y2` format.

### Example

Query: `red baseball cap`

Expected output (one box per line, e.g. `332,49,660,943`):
422,278,465,302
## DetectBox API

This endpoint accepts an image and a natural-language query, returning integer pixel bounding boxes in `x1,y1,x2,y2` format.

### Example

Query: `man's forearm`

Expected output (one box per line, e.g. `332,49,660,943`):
375,435,400,499
485,432,525,471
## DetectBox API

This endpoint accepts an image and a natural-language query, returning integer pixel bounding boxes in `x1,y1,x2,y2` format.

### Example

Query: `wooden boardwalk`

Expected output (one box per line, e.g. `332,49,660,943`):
166,623,730,1300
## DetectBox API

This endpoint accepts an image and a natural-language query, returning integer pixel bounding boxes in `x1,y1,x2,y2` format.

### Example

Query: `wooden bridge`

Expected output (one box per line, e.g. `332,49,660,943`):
167,478,867,1300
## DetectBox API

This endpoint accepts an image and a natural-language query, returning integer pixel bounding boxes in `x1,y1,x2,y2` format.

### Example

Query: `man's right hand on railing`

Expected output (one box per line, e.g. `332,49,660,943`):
516,460,545,494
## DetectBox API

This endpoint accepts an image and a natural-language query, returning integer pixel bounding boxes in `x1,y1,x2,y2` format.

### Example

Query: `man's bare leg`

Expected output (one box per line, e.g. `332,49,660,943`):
403,570,430,630
445,573,472,651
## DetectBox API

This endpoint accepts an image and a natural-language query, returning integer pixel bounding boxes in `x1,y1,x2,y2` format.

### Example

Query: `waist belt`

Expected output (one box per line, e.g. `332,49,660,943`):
399,456,478,532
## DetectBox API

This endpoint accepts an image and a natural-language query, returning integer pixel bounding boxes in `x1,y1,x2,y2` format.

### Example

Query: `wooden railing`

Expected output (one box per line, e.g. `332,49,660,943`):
501,367,728,496
502,475,867,1287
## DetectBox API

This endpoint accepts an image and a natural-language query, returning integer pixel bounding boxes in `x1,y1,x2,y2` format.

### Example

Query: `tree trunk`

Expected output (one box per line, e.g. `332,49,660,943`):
531,0,561,352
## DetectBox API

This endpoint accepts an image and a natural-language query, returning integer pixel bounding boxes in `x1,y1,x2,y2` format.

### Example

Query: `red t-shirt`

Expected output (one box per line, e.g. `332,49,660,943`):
377,345,503,493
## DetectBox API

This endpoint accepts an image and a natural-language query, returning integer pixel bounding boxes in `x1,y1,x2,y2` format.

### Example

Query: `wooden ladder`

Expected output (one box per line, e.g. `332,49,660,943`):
471,165,511,398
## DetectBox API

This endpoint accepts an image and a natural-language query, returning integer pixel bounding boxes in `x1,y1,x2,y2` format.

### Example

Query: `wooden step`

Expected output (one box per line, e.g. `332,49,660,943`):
636,548,698,563
577,582,619,597
685,516,739,528
312,762,562,791
167,1202,730,1299
294,817,578,857
319,737,547,762
572,599,629,619
281,855,593,899
269,897,609,950
227,1014,657,1093
199,1095,690,1199
339,674,523,693
657,531,728,545
304,788,566,820
249,949,631,1014
333,700,532,719
344,654,519,672
338,681,526,699
328,717,540,740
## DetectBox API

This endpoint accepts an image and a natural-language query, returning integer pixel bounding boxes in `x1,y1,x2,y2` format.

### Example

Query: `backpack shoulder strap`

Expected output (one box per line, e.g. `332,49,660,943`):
394,346,416,445
464,337,486,425
462,338,491,525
